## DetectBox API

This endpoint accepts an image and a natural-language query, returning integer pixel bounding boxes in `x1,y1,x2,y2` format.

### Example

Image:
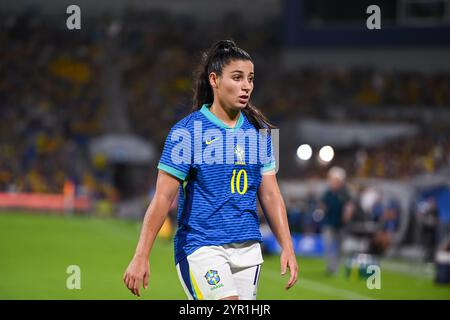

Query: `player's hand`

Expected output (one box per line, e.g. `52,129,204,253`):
123,254,150,297
280,249,298,290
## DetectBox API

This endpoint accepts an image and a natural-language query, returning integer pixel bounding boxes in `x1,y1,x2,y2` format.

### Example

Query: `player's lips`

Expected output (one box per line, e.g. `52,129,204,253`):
238,95,249,103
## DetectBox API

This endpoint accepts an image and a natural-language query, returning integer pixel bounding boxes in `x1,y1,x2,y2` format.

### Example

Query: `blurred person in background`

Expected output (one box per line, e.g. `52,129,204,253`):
286,197,303,234
369,199,401,255
319,166,354,275
416,197,439,263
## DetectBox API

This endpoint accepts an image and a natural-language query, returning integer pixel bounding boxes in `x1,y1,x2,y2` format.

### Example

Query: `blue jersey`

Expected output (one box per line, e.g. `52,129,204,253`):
157,104,276,264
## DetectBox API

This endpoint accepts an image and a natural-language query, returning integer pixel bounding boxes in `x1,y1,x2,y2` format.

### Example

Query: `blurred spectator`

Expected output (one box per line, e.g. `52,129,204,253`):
416,197,439,262
286,198,302,234
0,12,115,201
369,199,401,255
319,166,355,275
434,236,450,285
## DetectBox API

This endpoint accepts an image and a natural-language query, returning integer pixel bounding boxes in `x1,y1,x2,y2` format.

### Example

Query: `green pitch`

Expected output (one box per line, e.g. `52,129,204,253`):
1,212,449,300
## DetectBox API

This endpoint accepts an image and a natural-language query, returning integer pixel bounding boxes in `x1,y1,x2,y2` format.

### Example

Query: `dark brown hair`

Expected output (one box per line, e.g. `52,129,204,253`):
192,40,276,130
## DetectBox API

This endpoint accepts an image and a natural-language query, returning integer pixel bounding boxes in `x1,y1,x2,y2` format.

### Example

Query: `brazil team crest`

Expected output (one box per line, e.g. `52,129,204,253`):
234,144,246,164
204,270,221,285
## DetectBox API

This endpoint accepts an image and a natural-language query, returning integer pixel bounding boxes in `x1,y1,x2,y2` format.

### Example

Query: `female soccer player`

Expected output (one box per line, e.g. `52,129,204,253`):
123,40,298,300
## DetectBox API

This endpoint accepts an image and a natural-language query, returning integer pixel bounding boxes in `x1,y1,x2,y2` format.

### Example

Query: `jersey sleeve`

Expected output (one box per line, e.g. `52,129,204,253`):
260,129,276,175
157,124,192,181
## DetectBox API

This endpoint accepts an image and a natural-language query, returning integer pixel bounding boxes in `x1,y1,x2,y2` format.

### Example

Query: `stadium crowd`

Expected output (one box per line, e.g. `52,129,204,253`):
0,11,449,204
118,12,450,181
0,13,116,201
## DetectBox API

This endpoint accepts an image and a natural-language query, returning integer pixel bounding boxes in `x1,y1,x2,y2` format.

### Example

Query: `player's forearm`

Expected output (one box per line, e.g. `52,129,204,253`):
260,193,294,252
134,194,173,259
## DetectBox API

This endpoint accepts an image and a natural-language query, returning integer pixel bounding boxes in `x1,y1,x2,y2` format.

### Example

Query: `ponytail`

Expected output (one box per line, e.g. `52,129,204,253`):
192,40,276,131
242,103,276,131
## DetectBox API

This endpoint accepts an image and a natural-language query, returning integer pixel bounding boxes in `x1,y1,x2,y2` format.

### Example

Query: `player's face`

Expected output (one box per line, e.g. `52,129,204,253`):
214,59,254,110
328,177,343,191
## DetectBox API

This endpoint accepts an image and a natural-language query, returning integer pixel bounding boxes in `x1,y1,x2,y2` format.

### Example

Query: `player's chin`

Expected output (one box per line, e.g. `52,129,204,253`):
234,99,249,109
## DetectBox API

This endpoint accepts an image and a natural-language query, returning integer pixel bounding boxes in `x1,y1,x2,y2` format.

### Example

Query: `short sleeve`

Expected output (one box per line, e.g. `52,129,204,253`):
260,129,276,175
157,124,192,181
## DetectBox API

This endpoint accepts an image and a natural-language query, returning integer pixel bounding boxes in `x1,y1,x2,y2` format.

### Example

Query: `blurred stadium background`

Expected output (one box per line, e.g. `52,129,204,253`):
1,0,450,299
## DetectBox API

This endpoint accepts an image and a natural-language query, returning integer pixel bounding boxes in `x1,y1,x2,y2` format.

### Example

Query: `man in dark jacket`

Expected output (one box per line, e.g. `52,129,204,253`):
320,166,354,275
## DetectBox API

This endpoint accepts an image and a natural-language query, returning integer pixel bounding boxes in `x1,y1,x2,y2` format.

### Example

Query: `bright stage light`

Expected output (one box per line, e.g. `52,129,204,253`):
296,144,312,161
319,145,334,163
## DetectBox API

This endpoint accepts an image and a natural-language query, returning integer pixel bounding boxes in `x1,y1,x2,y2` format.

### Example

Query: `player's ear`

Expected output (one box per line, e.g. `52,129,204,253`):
209,72,219,89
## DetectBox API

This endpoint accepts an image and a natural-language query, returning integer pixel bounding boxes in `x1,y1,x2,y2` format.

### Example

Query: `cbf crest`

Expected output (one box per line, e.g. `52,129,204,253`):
204,270,221,285
234,144,246,165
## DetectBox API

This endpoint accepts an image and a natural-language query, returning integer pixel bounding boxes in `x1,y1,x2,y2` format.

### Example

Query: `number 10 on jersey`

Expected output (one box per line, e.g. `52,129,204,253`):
230,169,248,195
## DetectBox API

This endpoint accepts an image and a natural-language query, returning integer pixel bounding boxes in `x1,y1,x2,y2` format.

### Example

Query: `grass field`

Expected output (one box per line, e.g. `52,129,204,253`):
1,212,449,300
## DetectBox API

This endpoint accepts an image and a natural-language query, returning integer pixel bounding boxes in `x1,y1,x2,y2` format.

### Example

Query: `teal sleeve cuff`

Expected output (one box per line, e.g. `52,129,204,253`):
262,161,276,174
157,162,188,181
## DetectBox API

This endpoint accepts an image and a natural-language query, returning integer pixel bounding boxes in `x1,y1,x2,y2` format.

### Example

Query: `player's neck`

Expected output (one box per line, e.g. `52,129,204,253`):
209,102,240,128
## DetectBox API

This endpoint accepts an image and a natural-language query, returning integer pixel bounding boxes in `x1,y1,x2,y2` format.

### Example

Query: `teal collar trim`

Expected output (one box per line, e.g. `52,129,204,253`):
200,104,244,130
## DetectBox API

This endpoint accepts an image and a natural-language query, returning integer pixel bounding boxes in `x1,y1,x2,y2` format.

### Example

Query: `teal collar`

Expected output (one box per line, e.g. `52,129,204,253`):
200,104,244,130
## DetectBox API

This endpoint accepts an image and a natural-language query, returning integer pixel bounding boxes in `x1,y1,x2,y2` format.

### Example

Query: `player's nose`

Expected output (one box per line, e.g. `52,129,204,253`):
242,80,251,92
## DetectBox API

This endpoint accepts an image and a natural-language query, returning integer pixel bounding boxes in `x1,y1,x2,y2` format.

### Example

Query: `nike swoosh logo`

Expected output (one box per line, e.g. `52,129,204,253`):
205,138,219,145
